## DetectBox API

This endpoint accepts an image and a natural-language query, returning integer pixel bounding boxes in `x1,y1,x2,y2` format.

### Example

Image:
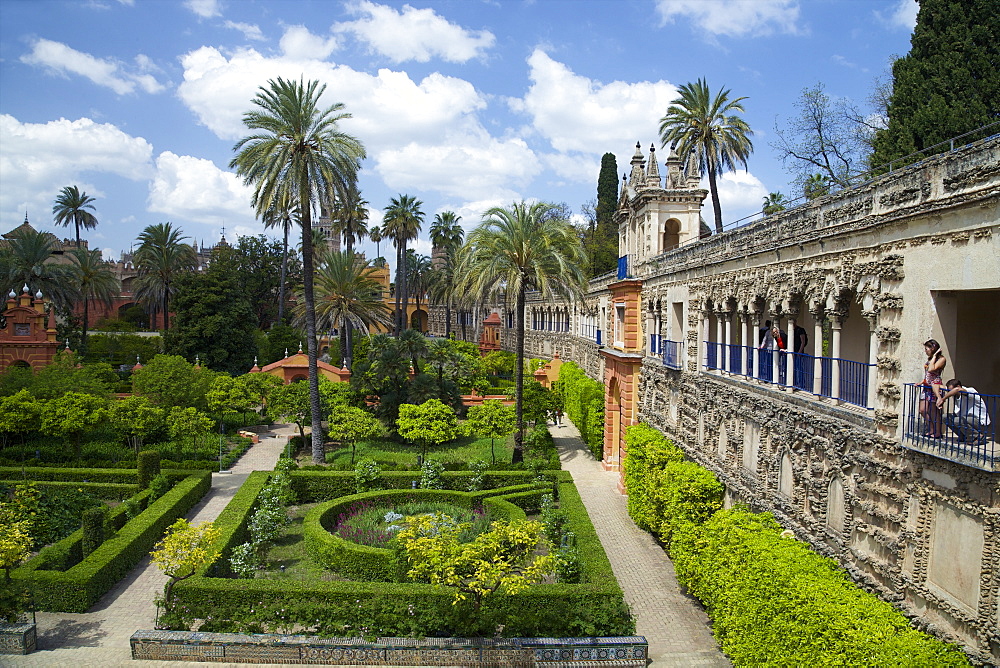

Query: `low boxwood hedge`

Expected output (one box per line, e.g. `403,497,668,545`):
0,480,139,501
304,489,529,582
169,470,633,638
12,470,211,612
290,470,559,503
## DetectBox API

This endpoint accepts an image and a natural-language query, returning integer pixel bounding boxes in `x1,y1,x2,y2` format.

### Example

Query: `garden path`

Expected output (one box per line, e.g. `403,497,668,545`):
549,418,731,667
6,424,296,668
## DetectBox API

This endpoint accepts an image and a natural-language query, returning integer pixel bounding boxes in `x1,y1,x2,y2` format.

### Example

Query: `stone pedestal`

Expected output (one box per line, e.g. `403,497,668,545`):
0,622,37,655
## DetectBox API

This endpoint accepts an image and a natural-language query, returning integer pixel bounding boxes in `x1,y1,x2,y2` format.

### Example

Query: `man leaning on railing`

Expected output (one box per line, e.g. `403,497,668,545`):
937,379,992,447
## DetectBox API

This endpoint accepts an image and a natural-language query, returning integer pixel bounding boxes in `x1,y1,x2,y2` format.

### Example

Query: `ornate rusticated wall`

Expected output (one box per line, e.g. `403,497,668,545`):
436,137,1000,663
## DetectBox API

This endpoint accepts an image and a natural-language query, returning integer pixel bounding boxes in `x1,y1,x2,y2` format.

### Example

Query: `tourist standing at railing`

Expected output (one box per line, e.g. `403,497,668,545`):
770,326,786,350
919,339,947,438
937,379,991,447
793,325,808,354
759,320,772,347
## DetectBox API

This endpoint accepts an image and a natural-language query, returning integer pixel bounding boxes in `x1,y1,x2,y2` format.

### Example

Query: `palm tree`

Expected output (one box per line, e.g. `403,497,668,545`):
262,191,298,324
230,76,365,465
429,211,464,337
52,185,98,248
1,226,75,310
762,192,787,216
406,251,432,331
331,184,370,366
133,222,197,332
382,194,423,334
804,174,830,201
67,248,120,355
299,250,391,368
456,201,587,463
659,78,753,235
368,224,384,264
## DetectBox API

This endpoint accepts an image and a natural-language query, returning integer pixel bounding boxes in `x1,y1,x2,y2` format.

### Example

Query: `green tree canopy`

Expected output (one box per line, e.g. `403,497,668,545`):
266,377,349,443
131,354,217,410
659,78,753,235
0,389,42,447
39,391,107,459
106,395,165,452
465,399,516,465
327,405,384,464
396,398,459,459
133,222,198,332
52,185,98,248
872,0,1000,167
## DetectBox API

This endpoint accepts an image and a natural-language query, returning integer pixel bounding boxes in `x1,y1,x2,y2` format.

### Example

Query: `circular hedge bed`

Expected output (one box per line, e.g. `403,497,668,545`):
303,489,526,582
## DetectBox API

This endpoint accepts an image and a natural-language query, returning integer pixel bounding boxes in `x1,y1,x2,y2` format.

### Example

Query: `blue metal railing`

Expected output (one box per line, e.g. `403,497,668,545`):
617,255,632,280
662,340,683,370
649,334,660,355
902,383,998,469
705,341,719,370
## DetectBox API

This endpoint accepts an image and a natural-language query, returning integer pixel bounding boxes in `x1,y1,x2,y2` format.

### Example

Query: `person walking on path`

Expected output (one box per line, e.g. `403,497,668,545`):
548,417,730,667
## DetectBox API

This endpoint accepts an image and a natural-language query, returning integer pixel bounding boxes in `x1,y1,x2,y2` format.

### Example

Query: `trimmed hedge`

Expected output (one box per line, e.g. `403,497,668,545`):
671,509,969,666
169,470,633,638
0,480,139,501
290,470,560,503
558,361,604,460
622,422,967,665
12,470,211,612
304,489,529,582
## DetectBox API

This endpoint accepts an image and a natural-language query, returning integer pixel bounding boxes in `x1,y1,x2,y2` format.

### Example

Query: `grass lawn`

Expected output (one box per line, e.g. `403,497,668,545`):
319,435,516,470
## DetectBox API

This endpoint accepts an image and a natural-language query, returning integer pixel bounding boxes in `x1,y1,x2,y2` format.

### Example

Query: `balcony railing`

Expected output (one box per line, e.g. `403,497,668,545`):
662,340,683,370
703,341,874,409
902,383,998,470
617,255,635,280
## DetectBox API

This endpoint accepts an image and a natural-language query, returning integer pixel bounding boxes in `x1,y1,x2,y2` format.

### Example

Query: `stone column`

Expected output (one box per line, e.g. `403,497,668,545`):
830,314,843,401
865,314,879,410
785,308,798,391
739,310,749,375
752,311,763,381
702,310,710,371
723,309,733,374
715,309,725,372
812,306,824,395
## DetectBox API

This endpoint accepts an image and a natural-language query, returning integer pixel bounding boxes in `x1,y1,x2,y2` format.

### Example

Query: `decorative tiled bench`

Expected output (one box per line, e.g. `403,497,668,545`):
0,622,37,655
130,630,647,666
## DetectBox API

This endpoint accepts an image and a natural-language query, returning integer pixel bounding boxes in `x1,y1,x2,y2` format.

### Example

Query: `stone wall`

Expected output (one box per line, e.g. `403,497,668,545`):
449,136,1000,663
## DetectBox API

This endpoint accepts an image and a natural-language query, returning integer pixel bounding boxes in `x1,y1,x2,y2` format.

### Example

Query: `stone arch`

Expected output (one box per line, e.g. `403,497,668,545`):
827,476,846,532
662,218,681,251
718,421,728,459
778,450,794,497
742,419,760,473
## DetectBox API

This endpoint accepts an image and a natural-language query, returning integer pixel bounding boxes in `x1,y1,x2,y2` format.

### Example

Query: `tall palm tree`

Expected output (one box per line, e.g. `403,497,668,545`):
133,222,197,332
299,250,391,368
331,184,370,366
1,226,75,310
52,185,98,248
429,211,463,337
406,251,432,331
659,78,753,235
456,201,587,463
262,191,298,324
67,248,120,354
382,194,423,334
368,224,384,264
230,76,365,465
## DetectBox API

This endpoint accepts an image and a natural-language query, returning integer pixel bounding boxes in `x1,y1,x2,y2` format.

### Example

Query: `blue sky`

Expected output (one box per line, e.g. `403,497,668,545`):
0,0,918,266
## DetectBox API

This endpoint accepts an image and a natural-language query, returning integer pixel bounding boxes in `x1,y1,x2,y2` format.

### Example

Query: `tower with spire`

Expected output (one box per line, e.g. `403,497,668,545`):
616,141,708,268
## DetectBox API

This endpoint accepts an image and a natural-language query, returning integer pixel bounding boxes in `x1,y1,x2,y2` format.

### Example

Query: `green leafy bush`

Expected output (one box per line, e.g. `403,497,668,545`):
558,362,604,460
148,473,171,501
354,457,381,493
80,506,108,558
419,459,445,489
671,508,969,666
137,450,160,488
622,423,683,533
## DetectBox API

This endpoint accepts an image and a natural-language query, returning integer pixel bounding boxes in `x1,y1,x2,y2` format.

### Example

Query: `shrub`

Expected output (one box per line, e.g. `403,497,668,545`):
671,508,969,666
354,458,381,493
149,473,171,501
137,450,161,488
80,506,108,559
558,362,604,460
419,459,445,489
622,423,683,533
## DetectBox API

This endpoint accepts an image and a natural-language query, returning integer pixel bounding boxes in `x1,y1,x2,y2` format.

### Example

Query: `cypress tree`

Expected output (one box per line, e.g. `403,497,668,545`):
872,0,999,167
586,153,620,276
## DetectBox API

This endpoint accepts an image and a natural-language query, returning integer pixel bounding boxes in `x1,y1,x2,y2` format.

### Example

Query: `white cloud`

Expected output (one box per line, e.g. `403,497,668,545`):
512,50,678,158
876,0,918,30
541,152,601,186
224,20,266,42
184,0,221,19
0,114,154,224
335,1,495,63
147,152,258,230
279,25,338,60
655,0,802,37
177,44,486,147
374,131,538,201
20,38,166,94
709,170,768,226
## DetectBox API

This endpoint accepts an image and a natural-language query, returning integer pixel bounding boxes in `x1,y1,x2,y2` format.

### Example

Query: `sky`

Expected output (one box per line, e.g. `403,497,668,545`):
0,0,919,268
